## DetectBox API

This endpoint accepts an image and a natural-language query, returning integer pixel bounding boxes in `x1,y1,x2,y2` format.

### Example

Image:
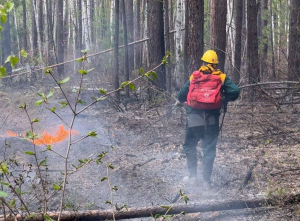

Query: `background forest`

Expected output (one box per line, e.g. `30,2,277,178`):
1,0,300,221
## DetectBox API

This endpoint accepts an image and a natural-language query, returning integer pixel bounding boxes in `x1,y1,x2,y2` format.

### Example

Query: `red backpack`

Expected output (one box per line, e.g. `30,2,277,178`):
187,71,222,110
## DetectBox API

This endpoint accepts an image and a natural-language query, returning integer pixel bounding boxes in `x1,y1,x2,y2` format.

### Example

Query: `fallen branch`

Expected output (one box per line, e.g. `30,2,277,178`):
239,81,300,89
3,194,300,220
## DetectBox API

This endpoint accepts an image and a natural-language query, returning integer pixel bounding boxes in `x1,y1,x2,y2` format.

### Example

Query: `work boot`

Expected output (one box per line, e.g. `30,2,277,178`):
202,160,214,183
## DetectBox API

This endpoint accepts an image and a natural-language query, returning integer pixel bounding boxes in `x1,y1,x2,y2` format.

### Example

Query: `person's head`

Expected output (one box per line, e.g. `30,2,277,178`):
201,50,219,69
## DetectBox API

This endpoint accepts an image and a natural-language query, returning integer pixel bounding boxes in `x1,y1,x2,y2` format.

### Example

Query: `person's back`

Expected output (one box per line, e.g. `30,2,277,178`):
177,50,240,187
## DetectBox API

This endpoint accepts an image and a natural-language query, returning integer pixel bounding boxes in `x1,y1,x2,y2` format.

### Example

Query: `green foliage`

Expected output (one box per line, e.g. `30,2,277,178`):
5,55,19,68
0,191,8,197
0,66,6,78
58,77,70,85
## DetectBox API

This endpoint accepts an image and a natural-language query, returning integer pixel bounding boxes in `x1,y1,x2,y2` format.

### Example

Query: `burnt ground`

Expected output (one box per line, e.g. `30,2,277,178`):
1,77,300,221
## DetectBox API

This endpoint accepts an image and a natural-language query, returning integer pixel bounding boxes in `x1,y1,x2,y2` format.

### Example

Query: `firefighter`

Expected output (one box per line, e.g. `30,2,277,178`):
177,50,240,188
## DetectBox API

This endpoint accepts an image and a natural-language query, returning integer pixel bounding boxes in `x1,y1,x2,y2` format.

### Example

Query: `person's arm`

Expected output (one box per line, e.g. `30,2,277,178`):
177,81,190,103
222,76,240,102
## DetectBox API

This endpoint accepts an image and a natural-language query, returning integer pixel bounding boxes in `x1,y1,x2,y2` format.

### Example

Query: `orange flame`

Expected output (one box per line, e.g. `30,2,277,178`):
32,125,79,145
3,125,79,146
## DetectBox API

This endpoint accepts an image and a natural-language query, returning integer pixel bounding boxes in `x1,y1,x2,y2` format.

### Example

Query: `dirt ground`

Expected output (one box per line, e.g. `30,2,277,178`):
1,77,300,221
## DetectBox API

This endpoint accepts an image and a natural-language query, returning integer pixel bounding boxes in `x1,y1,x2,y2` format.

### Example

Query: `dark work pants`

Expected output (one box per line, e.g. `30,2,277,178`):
183,119,219,182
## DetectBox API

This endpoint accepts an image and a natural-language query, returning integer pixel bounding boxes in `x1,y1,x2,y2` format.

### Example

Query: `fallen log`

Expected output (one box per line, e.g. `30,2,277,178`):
1,194,299,221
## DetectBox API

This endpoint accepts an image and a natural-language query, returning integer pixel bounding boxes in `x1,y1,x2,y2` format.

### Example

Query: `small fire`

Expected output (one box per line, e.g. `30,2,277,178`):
2,125,79,146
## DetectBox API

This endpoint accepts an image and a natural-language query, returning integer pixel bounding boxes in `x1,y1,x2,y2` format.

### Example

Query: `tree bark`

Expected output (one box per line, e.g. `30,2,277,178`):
126,0,134,77
122,0,130,97
233,0,243,84
147,0,166,89
114,0,120,101
188,0,204,74
31,0,38,55
183,0,189,82
56,0,64,76
174,0,183,88
211,0,227,71
247,0,260,88
134,0,142,69
22,0,28,51
288,0,300,81
164,0,171,92
2,14,12,76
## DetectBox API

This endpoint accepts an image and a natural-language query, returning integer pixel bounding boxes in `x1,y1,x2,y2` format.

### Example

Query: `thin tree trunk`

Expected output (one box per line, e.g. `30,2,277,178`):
233,0,243,84
31,0,38,56
164,0,171,92
174,0,183,88
2,14,12,76
56,0,64,76
126,0,134,77
183,0,189,82
188,0,204,73
270,0,276,79
114,0,120,101
22,0,28,51
122,0,130,98
134,0,142,69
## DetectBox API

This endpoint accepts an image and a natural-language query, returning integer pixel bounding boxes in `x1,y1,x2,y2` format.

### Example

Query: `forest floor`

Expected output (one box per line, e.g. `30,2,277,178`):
1,76,300,221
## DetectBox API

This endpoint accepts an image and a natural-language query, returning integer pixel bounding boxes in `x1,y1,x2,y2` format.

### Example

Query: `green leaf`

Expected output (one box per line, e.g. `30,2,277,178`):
86,68,94,73
47,89,54,98
10,56,19,68
140,67,145,75
53,184,61,190
32,118,39,123
58,77,70,85
108,163,114,169
78,69,87,75
9,199,15,206
0,181,10,186
87,131,97,137
44,214,55,221
20,49,27,58
101,177,108,182
25,151,35,155
15,188,21,195
0,163,8,174
72,88,77,93
5,55,11,63
46,145,52,150
35,99,44,106
129,83,136,91
59,101,68,108
120,81,130,88
0,191,8,197
76,57,84,62
1,14,7,24
0,66,6,78
77,99,86,105
105,201,112,205
45,69,52,74
99,88,107,95
39,159,47,166
4,2,14,12
50,107,56,113
149,71,157,79
0,26,2,33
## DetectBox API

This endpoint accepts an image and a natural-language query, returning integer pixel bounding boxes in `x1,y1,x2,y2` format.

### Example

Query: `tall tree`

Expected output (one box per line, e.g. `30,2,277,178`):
57,0,64,75
38,0,44,43
22,0,28,51
288,0,300,81
126,0,134,77
147,0,166,89
188,0,204,74
134,0,142,69
183,0,189,82
114,0,120,100
174,0,183,88
233,0,243,83
122,0,130,97
260,0,268,80
164,0,171,92
211,0,227,71
31,0,38,54
247,0,260,87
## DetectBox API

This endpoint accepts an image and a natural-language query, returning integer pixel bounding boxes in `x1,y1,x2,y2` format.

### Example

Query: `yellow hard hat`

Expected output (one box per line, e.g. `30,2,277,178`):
201,50,219,64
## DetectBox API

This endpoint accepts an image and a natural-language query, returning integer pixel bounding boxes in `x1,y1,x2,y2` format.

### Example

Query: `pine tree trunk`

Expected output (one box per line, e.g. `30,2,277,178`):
114,0,120,100
288,0,300,81
164,0,171,92
147,0,166,89
134,0,142,69
233,0,243,84
247,0,260,90
183,0,189,82
122,0,130,97
126,0,134,77
211,0,227,71
56,0,64,76
31,0,38,56
22,0,28,51
188,0,204,73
